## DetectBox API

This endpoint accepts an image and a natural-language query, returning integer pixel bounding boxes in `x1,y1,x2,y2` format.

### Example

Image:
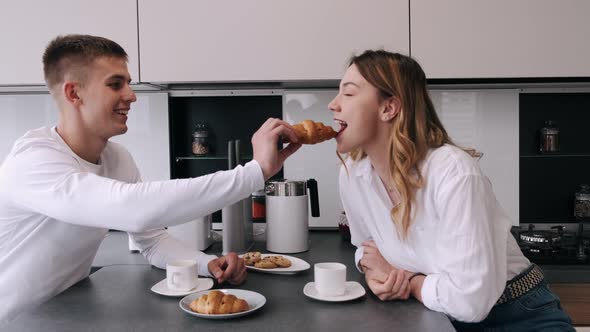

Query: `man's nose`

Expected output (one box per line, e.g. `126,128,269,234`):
125,85,137,103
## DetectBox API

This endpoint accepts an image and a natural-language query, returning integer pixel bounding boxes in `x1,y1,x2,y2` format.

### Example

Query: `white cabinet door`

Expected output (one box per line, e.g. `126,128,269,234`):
139,0,409,82
411,0,590,79
0,0,139,85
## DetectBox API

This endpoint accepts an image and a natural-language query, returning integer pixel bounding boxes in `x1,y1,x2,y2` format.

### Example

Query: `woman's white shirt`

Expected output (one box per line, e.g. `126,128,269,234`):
339,144,530,322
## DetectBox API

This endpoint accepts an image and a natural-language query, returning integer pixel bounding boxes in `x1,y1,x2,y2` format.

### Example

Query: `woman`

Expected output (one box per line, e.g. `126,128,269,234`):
331,50,573,331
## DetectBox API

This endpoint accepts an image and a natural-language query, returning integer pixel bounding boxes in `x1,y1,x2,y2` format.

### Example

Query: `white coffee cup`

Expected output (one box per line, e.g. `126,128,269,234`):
166,260,198,291
314,262,347,296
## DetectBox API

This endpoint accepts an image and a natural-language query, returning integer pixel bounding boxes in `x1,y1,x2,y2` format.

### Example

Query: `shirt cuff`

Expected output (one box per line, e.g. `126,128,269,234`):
244,159,265,191
198,254,218,277
421,273,444,313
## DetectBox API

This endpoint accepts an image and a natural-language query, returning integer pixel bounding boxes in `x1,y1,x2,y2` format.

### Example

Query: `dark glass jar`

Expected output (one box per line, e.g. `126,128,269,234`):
251,189,266,222
574,184,590,221
539,120,559,154
192,123,209,156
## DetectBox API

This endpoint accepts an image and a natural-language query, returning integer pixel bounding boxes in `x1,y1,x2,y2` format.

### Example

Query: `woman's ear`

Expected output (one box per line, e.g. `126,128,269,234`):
380,97,401,122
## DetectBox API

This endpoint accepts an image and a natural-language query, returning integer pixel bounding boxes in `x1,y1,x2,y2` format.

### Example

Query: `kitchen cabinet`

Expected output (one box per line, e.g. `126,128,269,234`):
0,0,139,85
410,0,590,79
168,92,283,224
551,283,590,326
519,93,590,224
138,0,409,83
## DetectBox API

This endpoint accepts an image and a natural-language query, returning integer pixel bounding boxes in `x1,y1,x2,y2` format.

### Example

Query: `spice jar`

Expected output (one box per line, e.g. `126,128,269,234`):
574,184,590,221
539,120,559,154
251,189,266,222
192,123,209,156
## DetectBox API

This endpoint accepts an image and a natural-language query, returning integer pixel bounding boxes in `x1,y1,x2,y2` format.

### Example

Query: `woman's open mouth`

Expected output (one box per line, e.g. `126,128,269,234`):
334,119,347,136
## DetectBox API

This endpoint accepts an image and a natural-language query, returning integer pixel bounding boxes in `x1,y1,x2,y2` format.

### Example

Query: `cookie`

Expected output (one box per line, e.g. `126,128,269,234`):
269,255,292,268
254,257,278,269
243,251,261,266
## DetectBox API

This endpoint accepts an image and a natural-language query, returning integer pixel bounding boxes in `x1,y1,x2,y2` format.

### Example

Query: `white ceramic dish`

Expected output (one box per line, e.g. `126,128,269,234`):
151,277,213,297
303,281,366,302
179,289,266,319
239,253,311,274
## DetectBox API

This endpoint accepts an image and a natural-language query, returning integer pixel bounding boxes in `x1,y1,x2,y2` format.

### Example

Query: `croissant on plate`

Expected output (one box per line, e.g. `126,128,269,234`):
284,120,338,145
189,290,249,314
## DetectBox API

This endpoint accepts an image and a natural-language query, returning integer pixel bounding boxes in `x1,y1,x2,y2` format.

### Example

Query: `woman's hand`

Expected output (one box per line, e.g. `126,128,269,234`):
359,240,393,277
365,268,411,301
207,252,247,285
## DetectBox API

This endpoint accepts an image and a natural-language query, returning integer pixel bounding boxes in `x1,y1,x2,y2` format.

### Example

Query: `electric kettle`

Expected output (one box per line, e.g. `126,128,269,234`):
265,178,320,253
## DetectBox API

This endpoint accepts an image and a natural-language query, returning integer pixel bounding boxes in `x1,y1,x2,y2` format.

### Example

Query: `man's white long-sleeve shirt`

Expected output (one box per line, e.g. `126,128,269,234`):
339,144,530,323
0,127,264,323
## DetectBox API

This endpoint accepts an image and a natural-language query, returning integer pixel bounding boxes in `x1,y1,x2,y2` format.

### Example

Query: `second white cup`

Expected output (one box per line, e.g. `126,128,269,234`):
314,262,347,296
166,259,198,291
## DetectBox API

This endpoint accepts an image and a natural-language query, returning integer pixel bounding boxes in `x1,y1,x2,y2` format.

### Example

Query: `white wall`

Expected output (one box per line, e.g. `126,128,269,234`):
430,90,519,225
283,90,342,228
0,92,170,181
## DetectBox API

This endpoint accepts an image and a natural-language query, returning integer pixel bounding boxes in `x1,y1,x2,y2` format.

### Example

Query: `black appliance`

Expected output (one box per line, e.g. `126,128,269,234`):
512,223,590,264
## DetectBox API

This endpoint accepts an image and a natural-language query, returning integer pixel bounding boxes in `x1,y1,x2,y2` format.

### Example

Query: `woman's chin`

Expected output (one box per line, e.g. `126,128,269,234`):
336,142,352,155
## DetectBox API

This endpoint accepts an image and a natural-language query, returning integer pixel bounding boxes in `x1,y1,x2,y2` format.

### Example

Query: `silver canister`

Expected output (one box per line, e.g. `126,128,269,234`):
265,180,307,196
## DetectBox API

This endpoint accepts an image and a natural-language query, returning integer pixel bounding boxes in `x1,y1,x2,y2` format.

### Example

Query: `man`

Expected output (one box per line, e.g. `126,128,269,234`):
0,34,301,323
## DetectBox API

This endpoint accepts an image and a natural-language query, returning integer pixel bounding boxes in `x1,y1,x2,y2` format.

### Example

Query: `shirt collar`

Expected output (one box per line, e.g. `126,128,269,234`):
350,156,373,180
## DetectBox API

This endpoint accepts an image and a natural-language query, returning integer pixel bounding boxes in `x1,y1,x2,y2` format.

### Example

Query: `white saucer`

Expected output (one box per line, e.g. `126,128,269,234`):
303,281,366,302
151,277,214,297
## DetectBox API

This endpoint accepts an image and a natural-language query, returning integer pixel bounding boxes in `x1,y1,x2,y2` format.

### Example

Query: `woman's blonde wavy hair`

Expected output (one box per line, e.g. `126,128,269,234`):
339,50,480,240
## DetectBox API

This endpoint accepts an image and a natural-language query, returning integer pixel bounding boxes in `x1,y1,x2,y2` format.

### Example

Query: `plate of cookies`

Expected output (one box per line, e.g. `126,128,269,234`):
179,289,266,319
240,252,311,274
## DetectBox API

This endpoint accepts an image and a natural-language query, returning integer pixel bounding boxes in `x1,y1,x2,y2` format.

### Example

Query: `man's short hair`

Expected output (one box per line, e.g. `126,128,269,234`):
42,34,128,90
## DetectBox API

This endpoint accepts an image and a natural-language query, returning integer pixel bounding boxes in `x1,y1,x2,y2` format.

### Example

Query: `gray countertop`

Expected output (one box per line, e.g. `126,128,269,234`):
4,231,455,332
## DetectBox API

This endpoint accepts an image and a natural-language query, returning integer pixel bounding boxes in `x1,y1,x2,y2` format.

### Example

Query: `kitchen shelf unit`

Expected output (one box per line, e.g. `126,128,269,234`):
175,156,254,162
168,95,283,223
519,93,590,224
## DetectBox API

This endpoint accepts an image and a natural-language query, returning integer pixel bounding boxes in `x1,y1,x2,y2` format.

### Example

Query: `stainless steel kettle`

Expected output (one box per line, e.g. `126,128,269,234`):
265,179,319,253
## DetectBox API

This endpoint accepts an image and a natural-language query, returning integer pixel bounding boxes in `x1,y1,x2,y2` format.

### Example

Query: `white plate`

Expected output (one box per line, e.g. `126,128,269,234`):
303,281,366,302
239,253,311,274
179,289,266,319
151,277,214,297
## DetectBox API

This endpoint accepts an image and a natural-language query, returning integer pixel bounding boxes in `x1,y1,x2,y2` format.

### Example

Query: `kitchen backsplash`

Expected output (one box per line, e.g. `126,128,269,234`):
0,92,170,182
4,88,575,228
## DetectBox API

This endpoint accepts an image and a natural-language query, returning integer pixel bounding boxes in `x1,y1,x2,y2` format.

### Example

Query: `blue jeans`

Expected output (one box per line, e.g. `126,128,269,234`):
452,281,575,332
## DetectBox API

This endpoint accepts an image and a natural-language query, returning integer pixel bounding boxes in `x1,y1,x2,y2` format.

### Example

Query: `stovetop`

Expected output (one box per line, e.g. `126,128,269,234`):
512,223,590,265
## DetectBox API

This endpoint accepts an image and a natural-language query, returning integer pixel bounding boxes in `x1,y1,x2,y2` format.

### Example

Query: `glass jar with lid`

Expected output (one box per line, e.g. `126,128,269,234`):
192,123,209,156
251,189,266,222
574,184,590,221
539,120,559,154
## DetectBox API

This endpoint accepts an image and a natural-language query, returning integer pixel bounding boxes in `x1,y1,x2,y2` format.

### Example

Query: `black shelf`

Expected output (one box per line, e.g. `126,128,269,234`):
520,154,590,158
168,95,283,223
519,93,590,224
175,156,253,162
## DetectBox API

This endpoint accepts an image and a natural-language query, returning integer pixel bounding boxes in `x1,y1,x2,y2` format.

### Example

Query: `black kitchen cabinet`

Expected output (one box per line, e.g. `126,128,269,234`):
168,94,283,223
519,93,590,223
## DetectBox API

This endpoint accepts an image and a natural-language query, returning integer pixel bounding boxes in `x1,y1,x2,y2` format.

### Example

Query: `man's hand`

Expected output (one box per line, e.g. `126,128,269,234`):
207,252,247,285
251,118,302,180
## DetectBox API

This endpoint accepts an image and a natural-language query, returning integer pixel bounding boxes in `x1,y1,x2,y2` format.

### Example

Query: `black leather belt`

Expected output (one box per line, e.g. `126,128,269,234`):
496,264,544,305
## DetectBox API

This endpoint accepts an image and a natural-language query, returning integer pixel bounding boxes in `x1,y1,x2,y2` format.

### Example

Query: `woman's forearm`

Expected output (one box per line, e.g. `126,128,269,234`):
410,274,426,302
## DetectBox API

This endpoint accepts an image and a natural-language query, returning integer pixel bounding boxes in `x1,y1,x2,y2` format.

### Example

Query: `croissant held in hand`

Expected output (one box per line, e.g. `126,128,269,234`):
284,120,338,145
189,290,249,314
